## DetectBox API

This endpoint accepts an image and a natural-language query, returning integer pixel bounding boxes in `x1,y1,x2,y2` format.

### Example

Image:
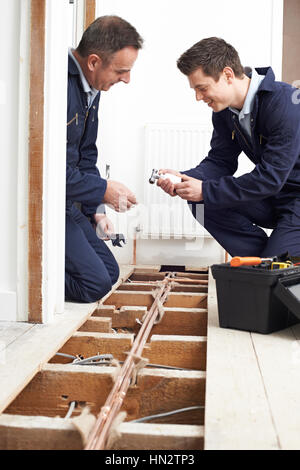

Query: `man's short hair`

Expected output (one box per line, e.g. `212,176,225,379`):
77,15,143,65
177,37,244,80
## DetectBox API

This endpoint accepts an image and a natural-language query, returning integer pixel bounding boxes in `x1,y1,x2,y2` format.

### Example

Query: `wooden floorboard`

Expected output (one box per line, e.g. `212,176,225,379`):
204,268,279,450
251,325,300,450
0,322,34,351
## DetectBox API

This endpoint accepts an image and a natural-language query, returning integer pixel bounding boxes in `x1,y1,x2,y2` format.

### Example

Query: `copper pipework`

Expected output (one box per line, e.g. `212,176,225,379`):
85,275,173,450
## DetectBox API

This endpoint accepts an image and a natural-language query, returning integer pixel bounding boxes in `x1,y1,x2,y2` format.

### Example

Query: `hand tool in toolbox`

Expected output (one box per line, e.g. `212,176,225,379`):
230,252,293,269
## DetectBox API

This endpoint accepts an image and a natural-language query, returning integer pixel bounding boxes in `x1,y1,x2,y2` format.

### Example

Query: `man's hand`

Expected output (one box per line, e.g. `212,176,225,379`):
174,174,203,201
94,213,114,240
156,168,182,197
103,180,137,212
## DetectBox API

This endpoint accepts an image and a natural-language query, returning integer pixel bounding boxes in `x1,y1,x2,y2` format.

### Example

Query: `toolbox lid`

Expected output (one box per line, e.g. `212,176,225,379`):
274,274,300,319
211,263,300,287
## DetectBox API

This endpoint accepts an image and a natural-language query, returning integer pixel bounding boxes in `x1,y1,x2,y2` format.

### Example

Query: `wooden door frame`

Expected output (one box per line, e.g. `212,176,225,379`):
27,0,96,323
28,0,46,322
85,0,96,29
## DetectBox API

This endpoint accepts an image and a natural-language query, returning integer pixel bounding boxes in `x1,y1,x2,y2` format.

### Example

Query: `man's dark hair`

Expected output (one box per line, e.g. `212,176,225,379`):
77,15,143,65
177,37,244,80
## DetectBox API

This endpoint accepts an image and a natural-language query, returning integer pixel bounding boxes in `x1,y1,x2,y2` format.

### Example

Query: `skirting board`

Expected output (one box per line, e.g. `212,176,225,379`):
0,292,17,321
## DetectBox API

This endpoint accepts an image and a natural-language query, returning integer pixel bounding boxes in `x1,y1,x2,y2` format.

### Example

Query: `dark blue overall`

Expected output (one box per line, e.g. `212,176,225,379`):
184,68,300,257
65,56,119,302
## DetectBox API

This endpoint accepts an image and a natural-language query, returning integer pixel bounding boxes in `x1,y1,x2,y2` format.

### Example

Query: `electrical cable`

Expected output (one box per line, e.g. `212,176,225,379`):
72,354,113,365
129,405,204,423
55,352,77,360
64,401,77,419
55,353,195,371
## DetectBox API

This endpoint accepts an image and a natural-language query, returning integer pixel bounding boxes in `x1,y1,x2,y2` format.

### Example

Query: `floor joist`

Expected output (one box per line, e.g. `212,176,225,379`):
104,291,208,309
52,332,207,371
0,414,204,450
93,305,208,336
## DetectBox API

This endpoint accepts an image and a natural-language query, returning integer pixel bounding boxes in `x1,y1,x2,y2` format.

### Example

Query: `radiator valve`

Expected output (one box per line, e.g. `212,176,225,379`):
149,168,181,185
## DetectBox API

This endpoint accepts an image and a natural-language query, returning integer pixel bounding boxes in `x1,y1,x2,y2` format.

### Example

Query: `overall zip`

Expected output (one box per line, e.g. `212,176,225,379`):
76,109,89,167
67,112,78,126
232,121,253,154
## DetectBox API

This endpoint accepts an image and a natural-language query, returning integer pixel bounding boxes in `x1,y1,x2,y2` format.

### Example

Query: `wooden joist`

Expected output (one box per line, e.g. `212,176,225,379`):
92,305,208,336
0,414,204,450
130,265,161,273
143,335,207,371
129,273,166,282
0,414,85,450
129,271,208,283
78,316,112,333
52,332,134,363
174,271,208,278
5,363,205,424
104,291,208,309
109,423,204,450
51,332,206,371
118,282,208,293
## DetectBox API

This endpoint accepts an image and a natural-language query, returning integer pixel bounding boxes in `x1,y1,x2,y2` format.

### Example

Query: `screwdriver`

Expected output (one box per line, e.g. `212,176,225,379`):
230,256,273,267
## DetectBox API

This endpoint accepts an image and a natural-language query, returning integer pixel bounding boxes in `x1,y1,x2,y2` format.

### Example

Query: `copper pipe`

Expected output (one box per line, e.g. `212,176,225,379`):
132,235,137,265
93,285,172,450
85,276,173,450
86,281,171,449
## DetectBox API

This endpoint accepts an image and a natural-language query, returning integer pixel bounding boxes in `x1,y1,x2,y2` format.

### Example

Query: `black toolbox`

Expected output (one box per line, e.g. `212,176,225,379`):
211,263,300,334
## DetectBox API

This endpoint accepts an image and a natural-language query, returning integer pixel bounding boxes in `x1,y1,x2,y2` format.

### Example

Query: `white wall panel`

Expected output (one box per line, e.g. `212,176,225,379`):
0,0,21,320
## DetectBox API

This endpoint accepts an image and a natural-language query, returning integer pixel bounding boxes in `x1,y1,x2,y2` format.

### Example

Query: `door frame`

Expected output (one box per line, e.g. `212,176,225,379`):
24,0,96,323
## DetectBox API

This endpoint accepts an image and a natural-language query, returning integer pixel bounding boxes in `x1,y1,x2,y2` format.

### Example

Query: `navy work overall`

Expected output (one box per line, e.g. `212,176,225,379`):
184,68,300,257
65,56,119,302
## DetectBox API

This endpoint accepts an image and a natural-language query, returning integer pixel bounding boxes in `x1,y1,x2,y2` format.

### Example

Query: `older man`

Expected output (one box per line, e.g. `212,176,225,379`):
66,16,143,302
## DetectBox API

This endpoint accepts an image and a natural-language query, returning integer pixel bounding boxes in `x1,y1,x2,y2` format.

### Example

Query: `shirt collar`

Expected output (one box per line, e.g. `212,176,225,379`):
230,68,264,118
68,48,98,96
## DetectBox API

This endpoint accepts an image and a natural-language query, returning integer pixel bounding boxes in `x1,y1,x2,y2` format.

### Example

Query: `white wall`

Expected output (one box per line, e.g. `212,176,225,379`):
0,0,69,322
0,0,21,319
94,0,283,268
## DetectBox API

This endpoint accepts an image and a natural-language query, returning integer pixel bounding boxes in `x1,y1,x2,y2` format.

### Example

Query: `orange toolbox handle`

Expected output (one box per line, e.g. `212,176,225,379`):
230,256,265,267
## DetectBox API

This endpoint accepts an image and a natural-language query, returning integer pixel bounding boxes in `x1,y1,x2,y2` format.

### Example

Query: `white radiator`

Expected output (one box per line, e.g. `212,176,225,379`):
142,123,212,239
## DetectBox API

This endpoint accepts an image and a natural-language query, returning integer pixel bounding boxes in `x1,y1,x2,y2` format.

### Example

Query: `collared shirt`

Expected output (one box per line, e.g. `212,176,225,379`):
229,68,265,139
68,48,99,108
